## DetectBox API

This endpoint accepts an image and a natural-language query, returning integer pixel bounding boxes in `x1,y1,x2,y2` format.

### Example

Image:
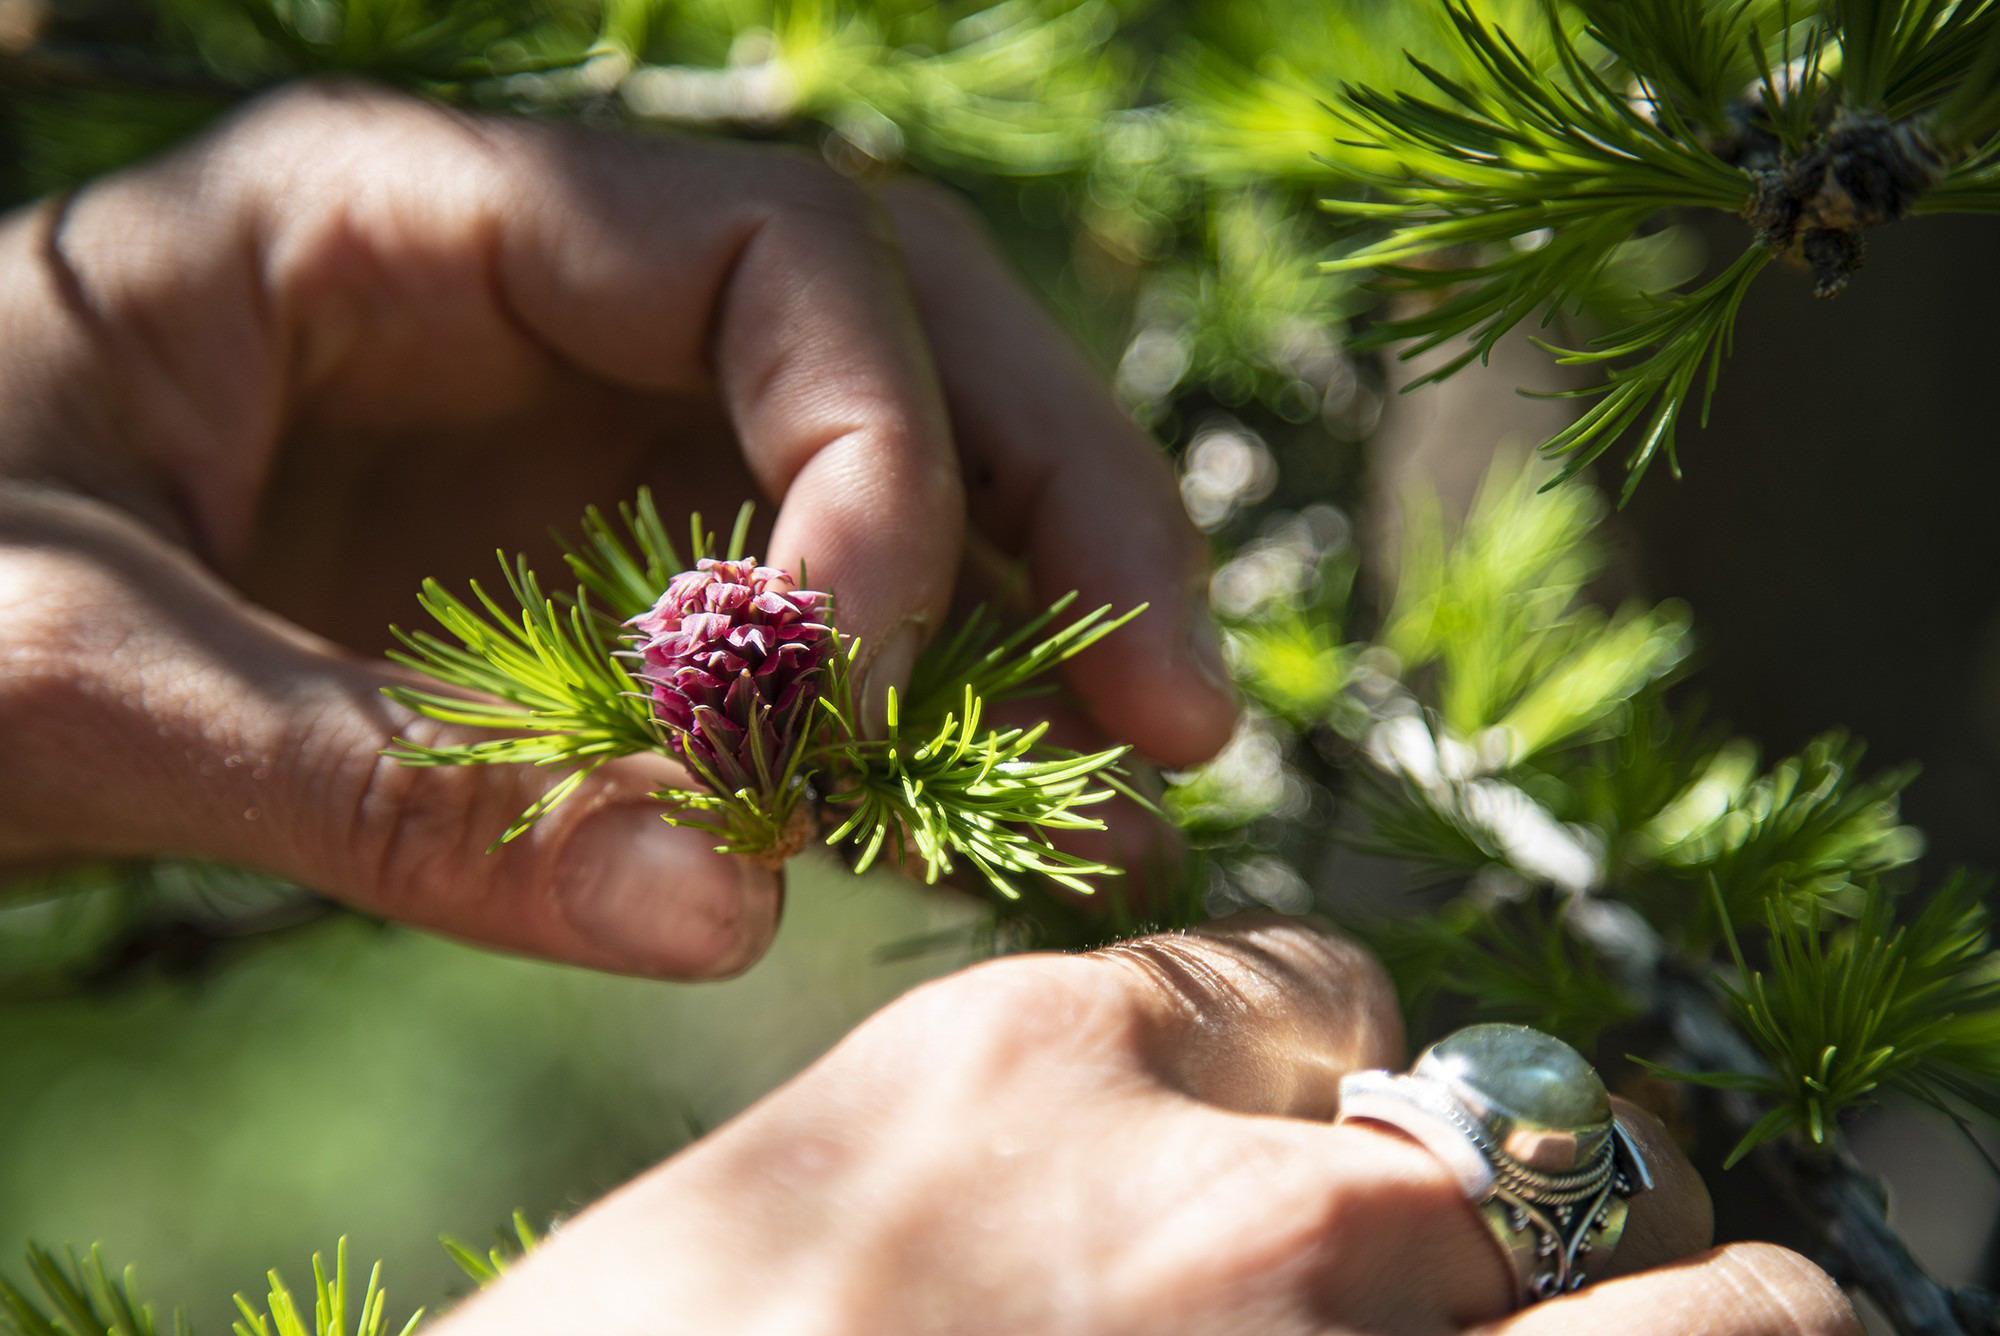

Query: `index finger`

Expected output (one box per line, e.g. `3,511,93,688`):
483,119,965,695
41,81,966,675
878,179,1239,768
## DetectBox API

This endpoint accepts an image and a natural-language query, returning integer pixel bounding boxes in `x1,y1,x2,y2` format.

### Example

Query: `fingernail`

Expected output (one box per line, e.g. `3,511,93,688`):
564,803,782,978
861,622,925,737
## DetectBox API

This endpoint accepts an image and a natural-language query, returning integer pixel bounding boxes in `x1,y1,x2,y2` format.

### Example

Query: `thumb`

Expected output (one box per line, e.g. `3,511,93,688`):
0,485,781,980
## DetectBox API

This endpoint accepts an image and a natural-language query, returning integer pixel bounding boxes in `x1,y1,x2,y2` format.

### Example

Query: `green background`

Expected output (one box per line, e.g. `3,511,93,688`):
0,862,974,1331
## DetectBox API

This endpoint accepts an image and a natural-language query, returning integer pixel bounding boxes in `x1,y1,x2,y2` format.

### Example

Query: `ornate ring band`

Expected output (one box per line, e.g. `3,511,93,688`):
1334,1023,1652,1307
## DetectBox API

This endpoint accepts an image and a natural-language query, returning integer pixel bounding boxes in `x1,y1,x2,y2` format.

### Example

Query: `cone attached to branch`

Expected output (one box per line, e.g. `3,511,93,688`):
628,557,835,800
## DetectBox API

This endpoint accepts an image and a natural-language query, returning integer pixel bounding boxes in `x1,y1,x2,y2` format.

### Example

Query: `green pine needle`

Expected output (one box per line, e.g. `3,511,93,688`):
0,1245,178,1336
231,1241,419,1336
1379,458,1691,752
819,683,1129,899
557,491,690,621
1361,894,1639,1049
383,496,752,844
1640,732,1923,942
1274,450,1959,1165
1530,244,1770,498
1660,874,2000,1167
605,0,1124,175
1842,0,2000,122
0,1240,416,1336
441,1211,542,1288
1317,0,1758,495
384,493,1138,901
1314,0,2000,495
1575,0,1786,137
383,554,662,845
902,594,1145,720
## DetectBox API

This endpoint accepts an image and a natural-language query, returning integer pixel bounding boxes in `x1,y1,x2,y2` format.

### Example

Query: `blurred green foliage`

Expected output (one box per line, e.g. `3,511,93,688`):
0,862,973,1329
1193,445,1989,1169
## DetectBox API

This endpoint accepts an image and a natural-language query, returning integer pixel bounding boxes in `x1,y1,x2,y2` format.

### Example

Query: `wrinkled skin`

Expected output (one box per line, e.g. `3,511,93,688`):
438,914,1859,1336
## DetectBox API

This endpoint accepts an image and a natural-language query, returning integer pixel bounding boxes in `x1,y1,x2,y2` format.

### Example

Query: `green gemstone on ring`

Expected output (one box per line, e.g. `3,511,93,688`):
1416,1023,1611,1135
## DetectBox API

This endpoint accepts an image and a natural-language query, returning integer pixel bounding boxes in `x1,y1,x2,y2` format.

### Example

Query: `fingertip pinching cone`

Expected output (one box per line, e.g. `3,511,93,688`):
627,558,836,856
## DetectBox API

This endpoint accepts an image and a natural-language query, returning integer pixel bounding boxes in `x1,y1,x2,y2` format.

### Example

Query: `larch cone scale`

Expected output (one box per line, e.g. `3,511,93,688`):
628,557,835,801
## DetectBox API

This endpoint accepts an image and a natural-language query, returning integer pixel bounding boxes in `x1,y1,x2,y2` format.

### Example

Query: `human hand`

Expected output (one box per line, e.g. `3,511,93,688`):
0,82,1235,976
433,915,1857,1336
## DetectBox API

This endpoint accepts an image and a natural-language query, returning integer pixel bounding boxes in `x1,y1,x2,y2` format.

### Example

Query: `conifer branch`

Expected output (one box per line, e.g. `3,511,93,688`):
818,683,1127,899
1315,0,2000,495
384,492,1136,902
1532,244,1768,496
597,0,1124,174
1662,971,1992,1336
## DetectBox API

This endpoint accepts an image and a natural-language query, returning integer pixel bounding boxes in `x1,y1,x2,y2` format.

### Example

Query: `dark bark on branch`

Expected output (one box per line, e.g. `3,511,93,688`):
1660,975,1998,1336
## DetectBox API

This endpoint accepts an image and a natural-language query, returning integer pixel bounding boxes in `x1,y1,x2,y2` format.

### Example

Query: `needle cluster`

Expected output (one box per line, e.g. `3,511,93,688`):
383,492,1136,901
0,1239,420,1336
1318,0,2000,495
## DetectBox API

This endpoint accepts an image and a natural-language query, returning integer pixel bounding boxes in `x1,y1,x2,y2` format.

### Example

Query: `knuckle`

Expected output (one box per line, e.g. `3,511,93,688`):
209,80,418,177
879,173,986,240
1085,917,1402,1116
236,77,394,124
331,731,436,901
1112,915,1403,1061
317,713,502,917
731,150,901,262
1239,914,1399,1022
227,78,446,149
762,151,877,228
213,80,502,229
882,954,1139,1065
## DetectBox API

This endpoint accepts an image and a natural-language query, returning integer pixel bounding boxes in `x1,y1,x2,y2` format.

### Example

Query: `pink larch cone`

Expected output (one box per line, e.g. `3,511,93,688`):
628,557,835,796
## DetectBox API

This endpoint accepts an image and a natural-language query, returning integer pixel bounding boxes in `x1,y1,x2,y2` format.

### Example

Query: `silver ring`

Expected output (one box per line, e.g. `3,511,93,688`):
1334,1023,1652,1306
